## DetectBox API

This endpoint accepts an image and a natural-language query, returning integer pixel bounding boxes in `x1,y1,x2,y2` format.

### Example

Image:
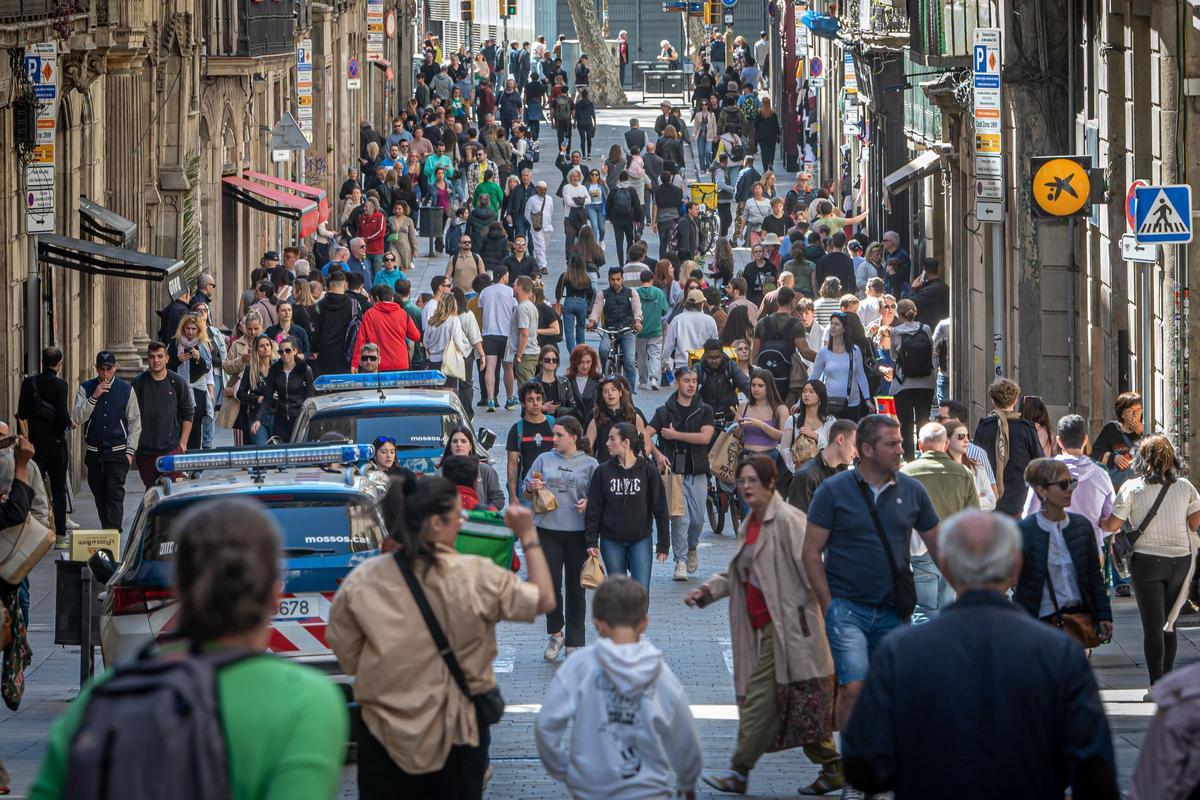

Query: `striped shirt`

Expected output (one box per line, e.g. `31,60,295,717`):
1113,477,1200,558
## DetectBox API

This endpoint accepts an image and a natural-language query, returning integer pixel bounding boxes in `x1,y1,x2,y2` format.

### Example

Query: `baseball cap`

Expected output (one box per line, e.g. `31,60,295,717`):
95,351,117,367
687,289,705,305
262,250,280,262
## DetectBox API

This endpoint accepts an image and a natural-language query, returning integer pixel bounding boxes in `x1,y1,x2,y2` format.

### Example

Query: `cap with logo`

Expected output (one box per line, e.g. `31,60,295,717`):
262,250,280,262
95,351,117,367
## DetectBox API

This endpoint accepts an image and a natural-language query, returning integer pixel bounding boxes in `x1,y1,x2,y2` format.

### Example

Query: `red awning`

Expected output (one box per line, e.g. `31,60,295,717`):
222,175,320,238
244,170,330,226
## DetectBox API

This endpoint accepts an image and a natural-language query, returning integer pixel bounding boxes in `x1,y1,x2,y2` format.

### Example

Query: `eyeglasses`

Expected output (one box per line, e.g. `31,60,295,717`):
736,476,763,487
1043,478,1078,492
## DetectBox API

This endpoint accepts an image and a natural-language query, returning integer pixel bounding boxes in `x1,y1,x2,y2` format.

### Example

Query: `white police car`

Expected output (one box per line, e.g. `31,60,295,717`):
291,370,494,474
91,443,383,670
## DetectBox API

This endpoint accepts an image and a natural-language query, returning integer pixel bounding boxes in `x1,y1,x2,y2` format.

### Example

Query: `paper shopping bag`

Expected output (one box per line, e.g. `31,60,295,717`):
661,465,686,517
580,553,607,589
709,429,744,485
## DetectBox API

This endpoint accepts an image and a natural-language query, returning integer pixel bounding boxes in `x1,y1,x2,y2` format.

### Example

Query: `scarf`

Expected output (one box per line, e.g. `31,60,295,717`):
991,409,1020,498
177,334,201,358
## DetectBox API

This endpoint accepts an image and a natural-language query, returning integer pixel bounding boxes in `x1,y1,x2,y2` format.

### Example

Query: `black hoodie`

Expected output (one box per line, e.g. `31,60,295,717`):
478,226,510,277
584,457,669,553
312,292,360,375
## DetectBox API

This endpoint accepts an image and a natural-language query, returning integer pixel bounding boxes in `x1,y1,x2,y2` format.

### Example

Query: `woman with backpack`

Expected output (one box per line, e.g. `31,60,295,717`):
329,478,554,799
31,498,349,800
252,336,314,443
550,88,574,151
585,422,670,592
889,298,937,461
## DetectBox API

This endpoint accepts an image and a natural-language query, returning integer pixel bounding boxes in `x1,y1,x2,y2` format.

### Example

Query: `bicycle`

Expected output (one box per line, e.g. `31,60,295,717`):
696,203,718,256
594,326,636,377
705,412,742,536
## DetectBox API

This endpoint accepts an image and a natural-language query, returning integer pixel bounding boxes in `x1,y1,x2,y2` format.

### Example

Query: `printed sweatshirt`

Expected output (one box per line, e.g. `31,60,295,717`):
584,458,669,552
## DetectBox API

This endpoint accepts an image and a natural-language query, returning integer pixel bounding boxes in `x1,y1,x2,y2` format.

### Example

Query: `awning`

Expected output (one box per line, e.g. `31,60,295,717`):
38,234,184,283
243,170,329,226
79,197,137,248
883,150,945,196
222,174,320,238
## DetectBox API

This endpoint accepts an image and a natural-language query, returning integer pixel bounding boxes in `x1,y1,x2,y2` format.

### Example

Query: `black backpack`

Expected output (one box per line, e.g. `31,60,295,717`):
610,186,633,218
553,94,572,123
897,325,934,380
63,641,254,800
342,298,364,364
755,315,794,398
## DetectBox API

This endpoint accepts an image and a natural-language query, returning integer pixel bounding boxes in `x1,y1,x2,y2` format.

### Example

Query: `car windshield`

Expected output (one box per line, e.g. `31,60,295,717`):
306,410,459,449
138,493,382,564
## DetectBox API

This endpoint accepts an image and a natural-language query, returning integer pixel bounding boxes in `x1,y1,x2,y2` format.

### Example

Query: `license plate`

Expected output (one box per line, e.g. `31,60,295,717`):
273,594,322,620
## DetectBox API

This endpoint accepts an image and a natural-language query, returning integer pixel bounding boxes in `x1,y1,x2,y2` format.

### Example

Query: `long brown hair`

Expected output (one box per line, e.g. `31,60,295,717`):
555,415,591,455
564,253,591,290
575,225,605,266
597,374,638,424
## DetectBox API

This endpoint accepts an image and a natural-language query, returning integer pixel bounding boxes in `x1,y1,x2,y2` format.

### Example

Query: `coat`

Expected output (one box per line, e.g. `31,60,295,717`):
700,493,834,697
1014,513,1112,623
1131,661,1200,800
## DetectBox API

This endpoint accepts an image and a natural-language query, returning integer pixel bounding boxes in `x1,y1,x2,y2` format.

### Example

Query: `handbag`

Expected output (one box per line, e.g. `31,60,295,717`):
1111,480,1173,577
580,552,607,589
531,209,544,231
442,327,467,379
854,478,917,621
0,515,55,585
788,414,819,468
1045,570,1101,649
825,346,856,417
394,552,506,726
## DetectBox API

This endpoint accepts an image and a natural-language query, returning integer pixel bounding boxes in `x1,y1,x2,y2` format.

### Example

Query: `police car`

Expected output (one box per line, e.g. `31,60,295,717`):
290,370,494,474
92,443,383,670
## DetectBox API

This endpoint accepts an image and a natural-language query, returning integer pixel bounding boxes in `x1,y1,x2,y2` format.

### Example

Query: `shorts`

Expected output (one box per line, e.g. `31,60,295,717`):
483,334,508,358
823,596,902,685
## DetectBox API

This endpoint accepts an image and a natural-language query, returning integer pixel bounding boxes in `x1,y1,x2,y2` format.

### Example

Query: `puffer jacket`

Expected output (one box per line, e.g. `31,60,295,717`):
477,225,510,277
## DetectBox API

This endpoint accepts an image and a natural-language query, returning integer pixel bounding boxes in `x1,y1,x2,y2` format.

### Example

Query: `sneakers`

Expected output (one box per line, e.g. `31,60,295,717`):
840,789,864,800
686,548,698,574
638,382,648,390
673,561,689,581
543,634,565,661
65,517,81,530
487,400,496,412
1116,584,1132,597
55,535,70,550
702,770,747,794
504,397,519,410
650,381,660,391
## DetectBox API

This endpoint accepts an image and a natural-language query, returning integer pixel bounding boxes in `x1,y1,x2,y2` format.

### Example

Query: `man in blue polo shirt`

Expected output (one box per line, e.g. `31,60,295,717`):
802,414,940,741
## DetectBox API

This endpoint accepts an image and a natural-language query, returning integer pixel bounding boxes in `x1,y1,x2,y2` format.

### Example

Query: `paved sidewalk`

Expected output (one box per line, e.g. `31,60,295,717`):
0,95,1189,798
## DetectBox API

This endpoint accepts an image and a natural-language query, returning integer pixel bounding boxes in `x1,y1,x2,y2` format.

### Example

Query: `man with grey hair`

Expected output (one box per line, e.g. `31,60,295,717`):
841,510,1118,799
357,343,381,374
345,237,373,290
900,422,978,621
881,230,910,296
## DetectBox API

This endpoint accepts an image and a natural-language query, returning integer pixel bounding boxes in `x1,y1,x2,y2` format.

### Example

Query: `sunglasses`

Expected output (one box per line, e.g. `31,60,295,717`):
361,355,379,361
883,304,896,310
281,348,296,354
375,436,397,445
1043,478,1078,492
542,357,559,364
384,256,396,262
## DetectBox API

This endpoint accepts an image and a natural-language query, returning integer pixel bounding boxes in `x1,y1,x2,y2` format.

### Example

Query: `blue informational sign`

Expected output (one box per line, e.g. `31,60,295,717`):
721,0,737,8
1134,184,1193,244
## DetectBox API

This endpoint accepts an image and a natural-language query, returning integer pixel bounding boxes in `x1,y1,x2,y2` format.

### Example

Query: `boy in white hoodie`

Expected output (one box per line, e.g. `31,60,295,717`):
535,576,702,799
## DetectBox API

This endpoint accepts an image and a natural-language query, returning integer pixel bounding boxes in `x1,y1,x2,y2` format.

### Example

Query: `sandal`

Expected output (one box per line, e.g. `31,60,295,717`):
701,770,748,794
797,773,845,796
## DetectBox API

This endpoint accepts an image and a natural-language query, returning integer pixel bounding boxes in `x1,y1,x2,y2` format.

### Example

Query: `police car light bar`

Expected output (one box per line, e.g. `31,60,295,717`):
157,444,375,473
313,370,448,392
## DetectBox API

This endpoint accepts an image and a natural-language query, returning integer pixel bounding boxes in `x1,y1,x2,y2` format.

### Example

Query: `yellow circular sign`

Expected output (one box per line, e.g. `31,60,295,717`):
1032,158,1091,217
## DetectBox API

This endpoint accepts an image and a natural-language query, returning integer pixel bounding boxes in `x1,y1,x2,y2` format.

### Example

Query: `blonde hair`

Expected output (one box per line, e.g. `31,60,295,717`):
175,313,210,347
250,336,278,386
428,293,459,327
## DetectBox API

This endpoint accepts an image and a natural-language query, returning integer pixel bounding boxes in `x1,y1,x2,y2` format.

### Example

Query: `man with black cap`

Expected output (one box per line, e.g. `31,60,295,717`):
156,284,192,345
72,351,141,533
17,346,73,544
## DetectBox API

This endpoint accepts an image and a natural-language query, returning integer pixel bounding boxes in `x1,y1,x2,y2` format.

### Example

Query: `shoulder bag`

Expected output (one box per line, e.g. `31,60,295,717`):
0,514,55,585
393,552,506,726
854,477,916,620
825,348,855,417
1111,480,1173,577
1044,560,1101,649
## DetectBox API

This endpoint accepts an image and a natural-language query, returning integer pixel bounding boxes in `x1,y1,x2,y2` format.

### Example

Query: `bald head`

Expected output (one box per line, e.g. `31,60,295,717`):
937,511,1022,593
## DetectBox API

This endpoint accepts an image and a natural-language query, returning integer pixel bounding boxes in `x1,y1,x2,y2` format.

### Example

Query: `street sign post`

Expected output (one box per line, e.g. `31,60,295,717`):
972,28,1002,224
24,42,58,235
1133,185,1193,244
296,39,314,144
1125,179,1149,230
809,56,823,79
366,0,385,61
347,57,361,90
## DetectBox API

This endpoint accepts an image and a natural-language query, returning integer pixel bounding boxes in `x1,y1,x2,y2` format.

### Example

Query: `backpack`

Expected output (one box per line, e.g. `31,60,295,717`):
526,139,541,163
343,299,364,364
516,414,556,478
610,186,634,218
63,641,253,800
897,325,934,380
553,94,572,123
755,314,793,398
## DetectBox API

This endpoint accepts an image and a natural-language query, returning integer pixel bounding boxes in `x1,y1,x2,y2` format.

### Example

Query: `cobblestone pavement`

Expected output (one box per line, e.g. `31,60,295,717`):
1,93,1189,798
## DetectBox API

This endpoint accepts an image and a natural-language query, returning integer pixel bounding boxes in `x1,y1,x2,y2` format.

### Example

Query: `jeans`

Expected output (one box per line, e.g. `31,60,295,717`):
540,527,588,646
562,297,589,354
657,216,679,260
636,336,663,387
586,205,605,240
824,597,902,684
669,474,707,562
578,125,595,158
598,331,638,390
1130,552,1194,684
201,414,215,449
936,370,949,405
366,253,385,276
894,387,935,462
697,139,713,170
911,552,955,623
599,536,653,593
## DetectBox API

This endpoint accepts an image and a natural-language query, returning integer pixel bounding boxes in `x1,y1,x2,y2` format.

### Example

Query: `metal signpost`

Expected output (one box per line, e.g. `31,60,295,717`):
973,27,1004,376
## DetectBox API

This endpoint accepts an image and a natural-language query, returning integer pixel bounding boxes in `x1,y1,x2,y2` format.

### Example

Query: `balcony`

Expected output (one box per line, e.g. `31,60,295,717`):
0,0,54,22
204,0,309,59
907,0,997,63
840,0,910,39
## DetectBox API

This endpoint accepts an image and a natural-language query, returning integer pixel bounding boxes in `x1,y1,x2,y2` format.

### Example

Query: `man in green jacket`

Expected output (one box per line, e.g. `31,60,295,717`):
899,421,980,621
636,271,670,391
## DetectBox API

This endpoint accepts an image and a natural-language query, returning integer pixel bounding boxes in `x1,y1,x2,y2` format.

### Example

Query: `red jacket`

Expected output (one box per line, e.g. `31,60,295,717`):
351,301,421,371
357,210,387,255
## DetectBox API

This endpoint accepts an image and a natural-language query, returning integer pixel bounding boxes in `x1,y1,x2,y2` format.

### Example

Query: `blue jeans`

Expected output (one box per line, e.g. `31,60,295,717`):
824,597,902,684
598,331,638,391
911,552,955,623
599,537,653,593
697,139,713,170
936,370,949,405
587,205,605,240
562,297,589,354
201,414,215,449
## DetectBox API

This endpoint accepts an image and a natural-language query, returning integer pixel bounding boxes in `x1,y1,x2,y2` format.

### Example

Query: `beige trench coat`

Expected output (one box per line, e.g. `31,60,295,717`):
701,492,834,698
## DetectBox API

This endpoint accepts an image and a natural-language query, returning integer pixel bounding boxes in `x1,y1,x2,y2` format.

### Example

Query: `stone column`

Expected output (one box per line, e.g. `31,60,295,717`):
103,61,149,375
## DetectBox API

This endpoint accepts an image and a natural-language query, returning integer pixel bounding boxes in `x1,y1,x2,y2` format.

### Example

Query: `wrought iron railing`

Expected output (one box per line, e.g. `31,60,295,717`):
0,0,58,24
909,0,997,58
840,0,910,36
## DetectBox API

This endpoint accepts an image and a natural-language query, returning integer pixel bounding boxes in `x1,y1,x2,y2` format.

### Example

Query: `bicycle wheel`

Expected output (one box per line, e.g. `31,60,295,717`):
727,489,743,532
698,214,716,256
707,481,726,535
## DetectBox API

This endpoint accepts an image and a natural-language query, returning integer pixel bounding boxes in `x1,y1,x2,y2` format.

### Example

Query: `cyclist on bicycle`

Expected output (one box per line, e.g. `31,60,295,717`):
587,266,642,389
696,337,751,434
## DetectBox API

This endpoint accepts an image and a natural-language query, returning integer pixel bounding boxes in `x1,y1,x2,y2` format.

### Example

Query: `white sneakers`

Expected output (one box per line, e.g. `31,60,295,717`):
686,548,698,573
543,634,565,661
673,561,689,581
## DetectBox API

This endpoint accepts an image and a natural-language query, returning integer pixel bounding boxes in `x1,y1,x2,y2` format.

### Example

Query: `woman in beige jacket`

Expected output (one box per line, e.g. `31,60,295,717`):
687,454,843,796
328,475,555,799
214,310,265,440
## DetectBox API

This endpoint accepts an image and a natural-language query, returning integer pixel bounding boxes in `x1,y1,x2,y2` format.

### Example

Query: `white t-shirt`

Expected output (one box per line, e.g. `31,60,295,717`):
562,184,590,217
479,283,518,337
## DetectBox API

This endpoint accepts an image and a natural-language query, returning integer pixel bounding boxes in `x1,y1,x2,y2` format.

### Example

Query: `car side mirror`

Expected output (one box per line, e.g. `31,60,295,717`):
87,548,117,584
477,427,497,450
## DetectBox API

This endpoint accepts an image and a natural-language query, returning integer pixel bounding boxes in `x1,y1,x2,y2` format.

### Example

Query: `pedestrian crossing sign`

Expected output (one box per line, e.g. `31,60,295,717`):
1134,184,1192,244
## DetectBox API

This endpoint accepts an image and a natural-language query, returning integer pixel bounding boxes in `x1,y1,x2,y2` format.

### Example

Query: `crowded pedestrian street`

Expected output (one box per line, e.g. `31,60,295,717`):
2,2,1200,799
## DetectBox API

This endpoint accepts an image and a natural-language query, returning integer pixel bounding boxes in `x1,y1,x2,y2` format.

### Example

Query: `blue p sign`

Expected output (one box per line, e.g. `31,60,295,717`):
974,45,988,73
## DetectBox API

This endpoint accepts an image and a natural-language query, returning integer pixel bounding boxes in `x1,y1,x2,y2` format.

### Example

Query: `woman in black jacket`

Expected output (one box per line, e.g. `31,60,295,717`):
584,422,669,593
477,220,510,278
236,334,276,445
754,97,782,172
657,126,686,174
574,87,597,160
252,336,315,442
1015,458,1112,645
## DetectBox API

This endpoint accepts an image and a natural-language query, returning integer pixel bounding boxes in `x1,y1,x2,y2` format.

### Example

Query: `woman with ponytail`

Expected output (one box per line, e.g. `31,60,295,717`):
521,416,598,661
584,421,670,593
328,476,555,799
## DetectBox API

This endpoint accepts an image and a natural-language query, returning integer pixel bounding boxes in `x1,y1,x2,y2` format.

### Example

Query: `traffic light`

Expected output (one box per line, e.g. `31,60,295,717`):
501,0,516,16
704,0,721,25
461,0,473,21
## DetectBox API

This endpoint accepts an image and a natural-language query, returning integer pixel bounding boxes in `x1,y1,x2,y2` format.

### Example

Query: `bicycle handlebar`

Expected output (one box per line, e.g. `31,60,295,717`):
596,326,635,337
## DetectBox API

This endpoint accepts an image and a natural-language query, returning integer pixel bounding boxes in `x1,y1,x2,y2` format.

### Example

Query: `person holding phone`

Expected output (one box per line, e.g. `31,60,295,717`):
72,351,142,534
